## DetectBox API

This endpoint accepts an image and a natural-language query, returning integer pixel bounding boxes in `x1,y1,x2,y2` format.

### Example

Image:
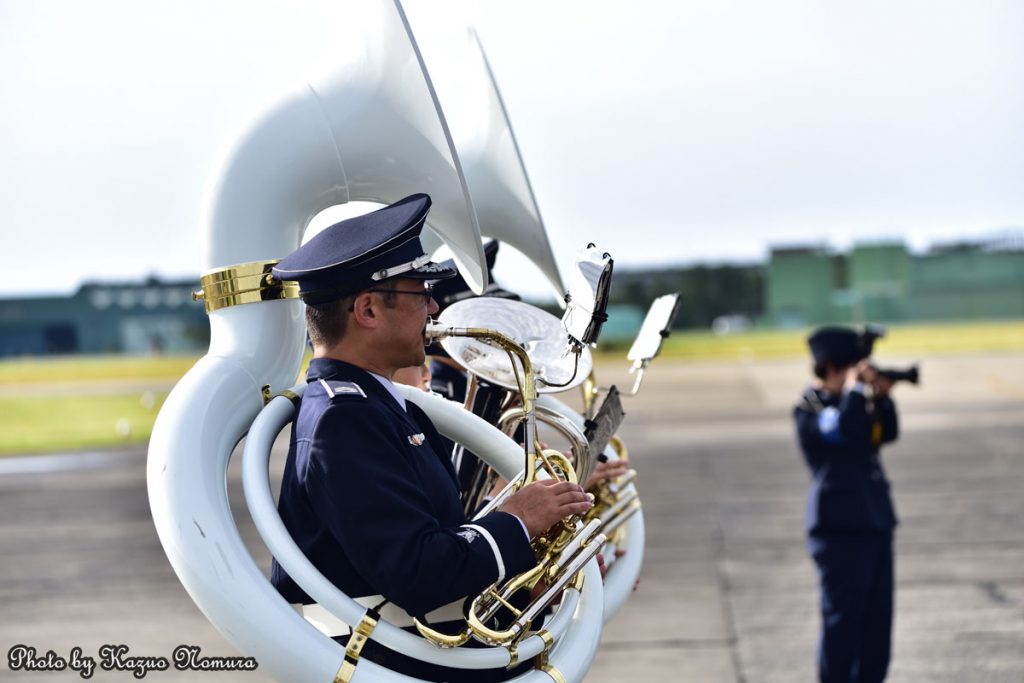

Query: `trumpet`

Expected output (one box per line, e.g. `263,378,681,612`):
416,320,606,648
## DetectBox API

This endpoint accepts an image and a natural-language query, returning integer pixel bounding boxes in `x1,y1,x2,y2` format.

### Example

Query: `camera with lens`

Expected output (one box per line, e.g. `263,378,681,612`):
857,325,921,386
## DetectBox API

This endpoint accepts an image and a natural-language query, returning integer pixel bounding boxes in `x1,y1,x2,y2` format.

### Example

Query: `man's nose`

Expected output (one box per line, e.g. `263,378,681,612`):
427,296,439,315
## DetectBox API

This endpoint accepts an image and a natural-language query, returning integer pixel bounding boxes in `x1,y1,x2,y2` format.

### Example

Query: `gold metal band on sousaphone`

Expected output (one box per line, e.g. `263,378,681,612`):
192,260,300,314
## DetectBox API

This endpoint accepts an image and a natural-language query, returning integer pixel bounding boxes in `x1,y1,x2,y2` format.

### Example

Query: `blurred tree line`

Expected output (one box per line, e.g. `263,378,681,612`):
610,264,765,329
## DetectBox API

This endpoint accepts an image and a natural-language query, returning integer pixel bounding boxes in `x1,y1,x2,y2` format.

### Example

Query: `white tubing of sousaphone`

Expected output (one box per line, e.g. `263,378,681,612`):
602,508,645,622
240,386,598,678
241,390,517,673
147,348,345,682
150,360,601,682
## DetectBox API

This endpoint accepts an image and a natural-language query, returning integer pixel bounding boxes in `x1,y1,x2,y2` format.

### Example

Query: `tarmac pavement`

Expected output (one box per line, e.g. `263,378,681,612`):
1,353,1022,682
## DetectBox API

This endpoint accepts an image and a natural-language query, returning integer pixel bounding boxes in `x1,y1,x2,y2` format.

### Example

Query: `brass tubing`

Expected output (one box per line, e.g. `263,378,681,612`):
427,324,539,485
496,405,591,487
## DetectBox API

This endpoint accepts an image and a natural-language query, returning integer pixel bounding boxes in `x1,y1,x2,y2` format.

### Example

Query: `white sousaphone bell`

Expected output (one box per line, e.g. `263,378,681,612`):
147,1,603,682
404,2,565,300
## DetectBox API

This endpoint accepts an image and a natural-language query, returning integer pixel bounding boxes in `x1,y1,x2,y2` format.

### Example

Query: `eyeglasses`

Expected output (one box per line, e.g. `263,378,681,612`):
367,283,434,305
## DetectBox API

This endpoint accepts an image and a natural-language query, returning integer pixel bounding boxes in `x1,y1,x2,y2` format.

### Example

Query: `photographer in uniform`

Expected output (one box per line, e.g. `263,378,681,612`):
794,326,900,683
269,194,592,682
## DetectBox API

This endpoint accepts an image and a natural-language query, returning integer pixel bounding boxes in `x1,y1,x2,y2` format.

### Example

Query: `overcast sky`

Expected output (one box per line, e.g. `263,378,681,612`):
2,0,1023,301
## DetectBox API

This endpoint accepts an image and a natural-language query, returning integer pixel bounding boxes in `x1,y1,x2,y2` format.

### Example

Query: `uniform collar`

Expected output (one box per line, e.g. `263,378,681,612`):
307,357,416,424
367,371,407,411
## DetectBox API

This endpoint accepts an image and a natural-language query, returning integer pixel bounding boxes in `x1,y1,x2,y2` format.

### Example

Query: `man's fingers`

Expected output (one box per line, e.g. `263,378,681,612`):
561,501,593,516
605,463,628,476
552,487,590,502
535,480,585,495
563,499,593,515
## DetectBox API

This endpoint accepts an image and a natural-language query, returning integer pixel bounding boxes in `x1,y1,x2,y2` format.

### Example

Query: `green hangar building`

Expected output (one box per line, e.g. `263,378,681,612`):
766,237,1024,327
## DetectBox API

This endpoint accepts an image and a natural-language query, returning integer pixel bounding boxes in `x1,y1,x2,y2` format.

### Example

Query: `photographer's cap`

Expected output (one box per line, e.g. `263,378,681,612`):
272,194,457,305
807,326,862,367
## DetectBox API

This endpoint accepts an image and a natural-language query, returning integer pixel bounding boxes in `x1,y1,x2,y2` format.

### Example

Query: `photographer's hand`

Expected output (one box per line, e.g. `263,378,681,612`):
856,359,877,385
844,366,862,392
857,359,894,397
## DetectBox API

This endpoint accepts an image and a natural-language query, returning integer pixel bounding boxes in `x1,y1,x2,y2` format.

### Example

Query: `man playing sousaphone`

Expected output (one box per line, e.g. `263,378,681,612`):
269,194,592,682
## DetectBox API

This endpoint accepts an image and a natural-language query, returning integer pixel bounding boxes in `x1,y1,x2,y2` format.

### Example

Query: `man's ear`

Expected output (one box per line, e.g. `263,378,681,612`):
350,292,379,329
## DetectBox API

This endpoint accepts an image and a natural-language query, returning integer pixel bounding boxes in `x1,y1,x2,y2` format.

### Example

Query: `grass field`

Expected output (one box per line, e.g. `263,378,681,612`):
0,354,199,385
1,320,1021,456
646,320,1024,361
0,392,168,453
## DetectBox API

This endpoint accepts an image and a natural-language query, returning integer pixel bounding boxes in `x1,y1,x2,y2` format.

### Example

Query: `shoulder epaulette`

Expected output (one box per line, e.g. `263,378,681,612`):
796,387,825,414
319,379,367,400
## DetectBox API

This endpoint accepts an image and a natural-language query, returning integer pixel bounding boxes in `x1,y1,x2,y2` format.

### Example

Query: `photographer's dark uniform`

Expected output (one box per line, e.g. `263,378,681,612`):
794,328,899,683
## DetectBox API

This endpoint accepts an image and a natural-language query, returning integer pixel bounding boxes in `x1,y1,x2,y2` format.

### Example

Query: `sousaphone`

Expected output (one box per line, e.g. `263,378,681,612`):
148,1,602,681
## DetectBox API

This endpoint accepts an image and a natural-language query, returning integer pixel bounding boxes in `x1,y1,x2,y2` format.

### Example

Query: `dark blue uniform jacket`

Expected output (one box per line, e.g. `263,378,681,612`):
271,358,535,618
794,387,899,536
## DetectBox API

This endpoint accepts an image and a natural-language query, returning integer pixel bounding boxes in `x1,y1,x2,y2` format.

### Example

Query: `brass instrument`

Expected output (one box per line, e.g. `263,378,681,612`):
575,386,642,548
417,320,606,648
585,437,640,546
437,297,593,394
496,403,595,500
437,297,595,516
